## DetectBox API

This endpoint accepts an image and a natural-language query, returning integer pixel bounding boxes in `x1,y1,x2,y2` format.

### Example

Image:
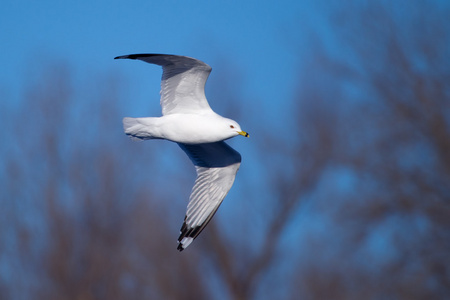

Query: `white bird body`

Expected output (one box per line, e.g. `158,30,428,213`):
124,113,242,144
115,53,249,251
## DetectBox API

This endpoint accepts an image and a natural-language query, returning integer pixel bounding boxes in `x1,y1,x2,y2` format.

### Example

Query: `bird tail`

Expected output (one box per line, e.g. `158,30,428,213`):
123,117,160,141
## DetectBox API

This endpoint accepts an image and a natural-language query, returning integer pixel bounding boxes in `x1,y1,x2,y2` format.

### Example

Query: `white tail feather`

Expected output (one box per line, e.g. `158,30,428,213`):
123,117,159,140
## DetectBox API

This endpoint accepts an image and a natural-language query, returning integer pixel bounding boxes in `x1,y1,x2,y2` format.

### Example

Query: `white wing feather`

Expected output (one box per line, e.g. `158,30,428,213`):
177,142,241,251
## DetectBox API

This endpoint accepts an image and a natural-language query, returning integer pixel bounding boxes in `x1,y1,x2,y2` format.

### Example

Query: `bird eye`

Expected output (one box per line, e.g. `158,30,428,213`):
230,125,235,129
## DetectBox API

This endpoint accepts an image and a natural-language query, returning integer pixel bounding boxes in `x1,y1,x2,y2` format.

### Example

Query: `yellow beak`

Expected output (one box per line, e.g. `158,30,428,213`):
238,131,249,138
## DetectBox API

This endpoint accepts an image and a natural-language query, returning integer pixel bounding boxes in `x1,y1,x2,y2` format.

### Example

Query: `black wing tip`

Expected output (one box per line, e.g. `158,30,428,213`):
114,54,140,60
113,54,210,69
114,53,170,60
177,237,194,252
177,219,198,252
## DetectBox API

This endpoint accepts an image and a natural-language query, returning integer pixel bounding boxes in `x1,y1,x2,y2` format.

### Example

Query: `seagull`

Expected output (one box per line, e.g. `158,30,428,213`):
115,54,249,251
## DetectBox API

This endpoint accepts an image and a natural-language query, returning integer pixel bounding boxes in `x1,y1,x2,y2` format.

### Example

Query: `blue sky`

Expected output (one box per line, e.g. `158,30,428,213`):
1,0,314,120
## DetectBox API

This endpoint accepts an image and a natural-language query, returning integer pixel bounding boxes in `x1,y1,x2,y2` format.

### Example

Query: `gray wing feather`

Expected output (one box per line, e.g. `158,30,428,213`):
114,54,213,115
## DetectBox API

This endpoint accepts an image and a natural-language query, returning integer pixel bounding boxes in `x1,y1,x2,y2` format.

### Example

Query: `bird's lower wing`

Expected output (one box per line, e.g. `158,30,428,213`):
177,142,241,251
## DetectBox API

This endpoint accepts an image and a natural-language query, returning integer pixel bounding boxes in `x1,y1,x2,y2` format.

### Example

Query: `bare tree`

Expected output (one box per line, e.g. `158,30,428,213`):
1,63,213,300
283,2,450,299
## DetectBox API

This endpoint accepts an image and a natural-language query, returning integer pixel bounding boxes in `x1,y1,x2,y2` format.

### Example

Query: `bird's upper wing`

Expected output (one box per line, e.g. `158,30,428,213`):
177,141,242,251
114,54,213,115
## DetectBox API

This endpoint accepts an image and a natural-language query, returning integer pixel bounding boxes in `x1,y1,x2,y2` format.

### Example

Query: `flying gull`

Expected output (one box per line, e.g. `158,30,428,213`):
115,54,249,251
